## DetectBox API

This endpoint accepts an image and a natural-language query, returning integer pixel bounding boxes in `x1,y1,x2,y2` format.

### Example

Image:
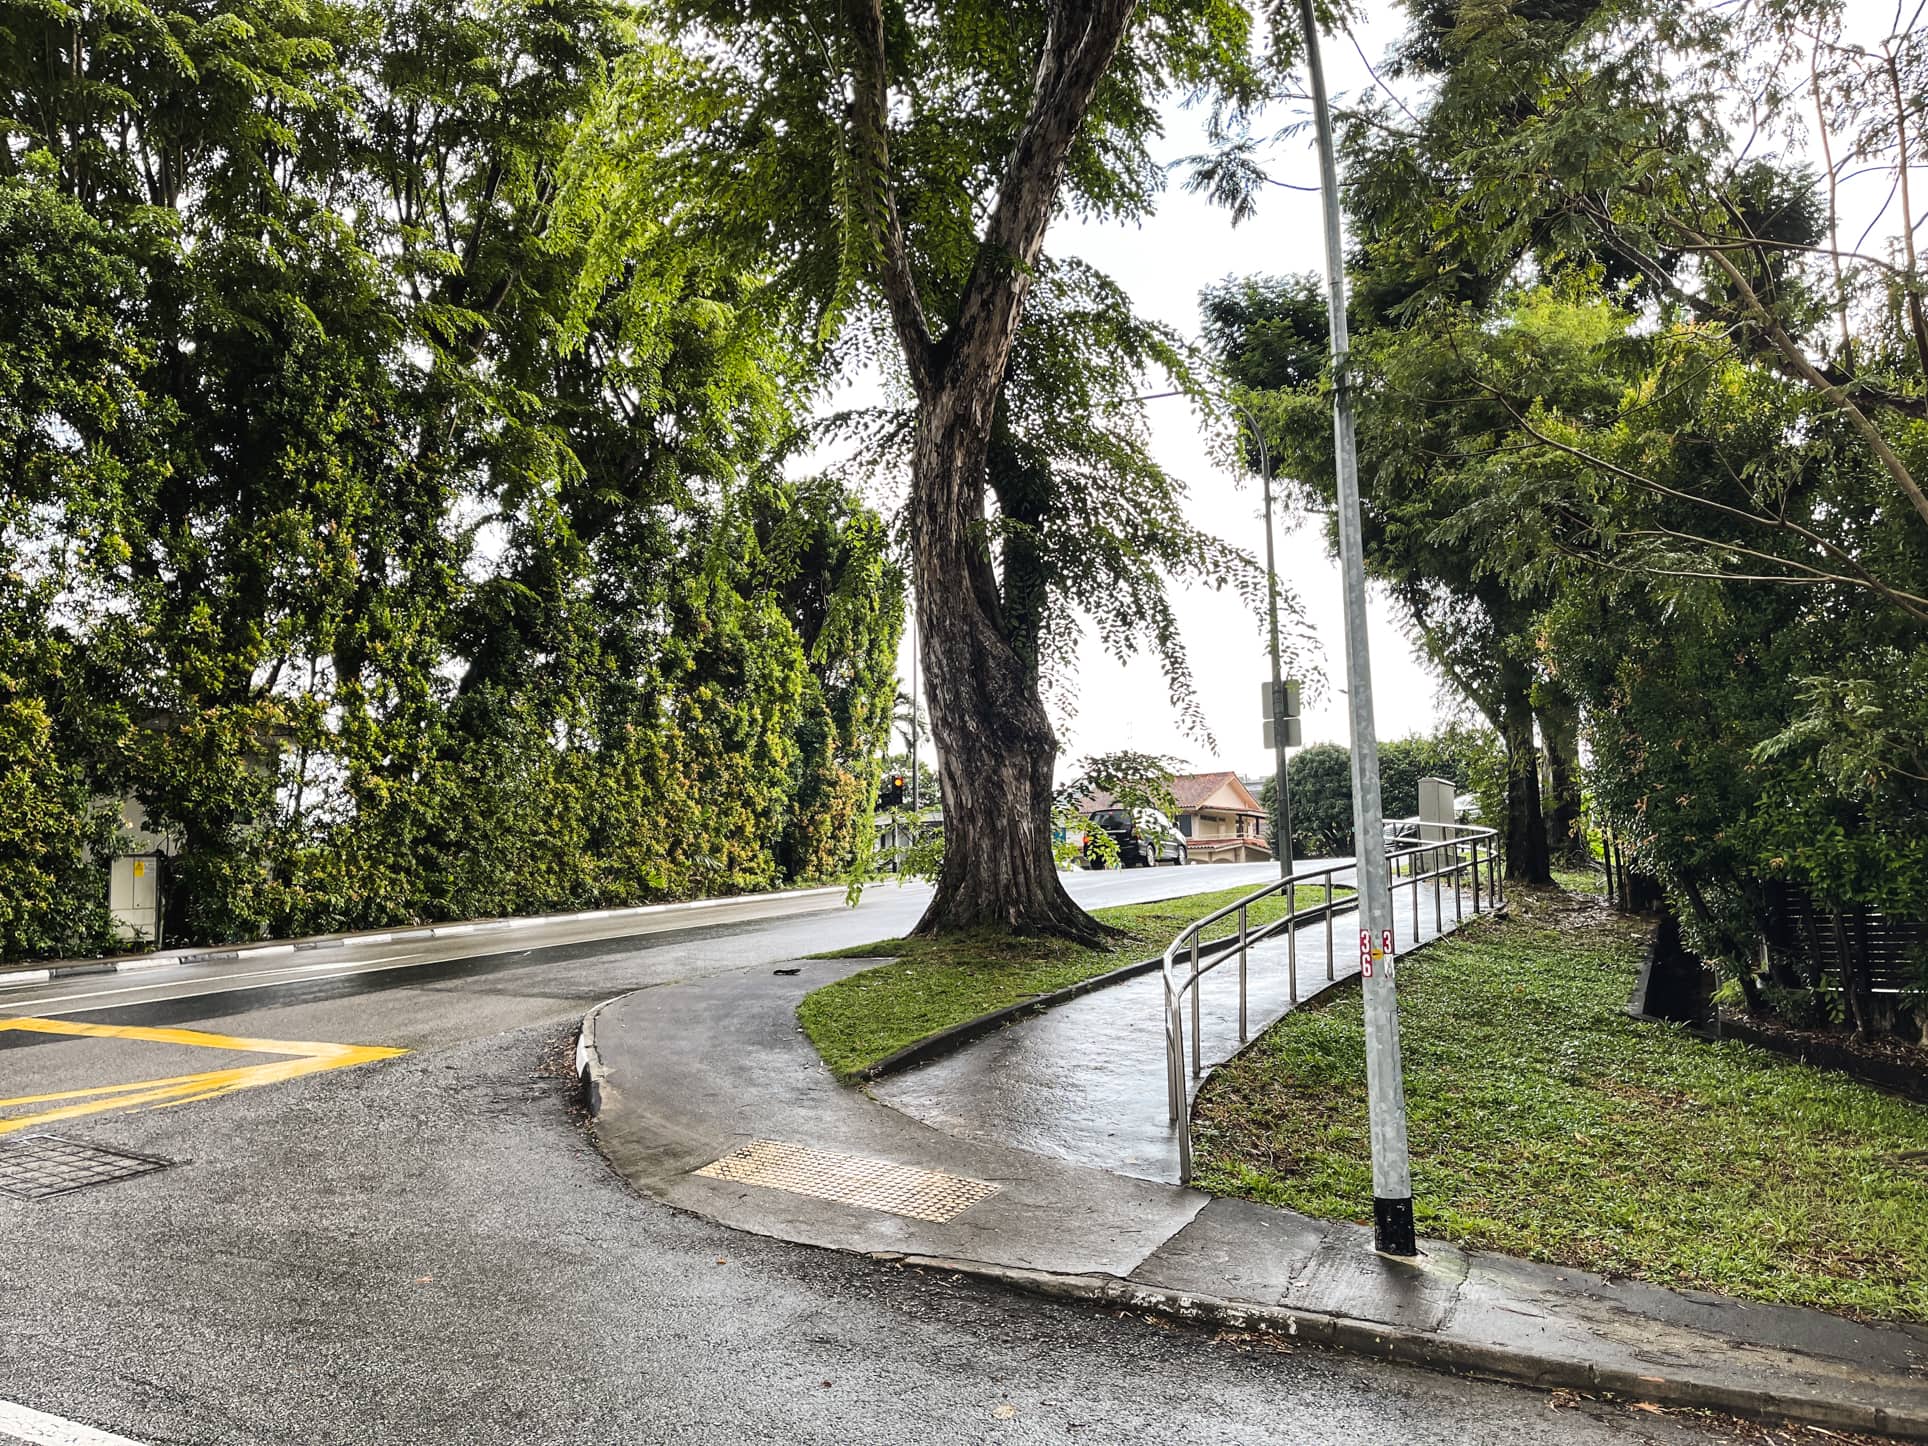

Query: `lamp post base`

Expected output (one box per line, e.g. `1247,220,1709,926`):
1374,1196,1417,1256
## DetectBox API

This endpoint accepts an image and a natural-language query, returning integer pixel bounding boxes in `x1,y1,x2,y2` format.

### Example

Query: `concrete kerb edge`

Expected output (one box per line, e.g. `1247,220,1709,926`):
577,995,618,1119
897,1259,1928,1440
856,952,1171,1081
2,884,851,988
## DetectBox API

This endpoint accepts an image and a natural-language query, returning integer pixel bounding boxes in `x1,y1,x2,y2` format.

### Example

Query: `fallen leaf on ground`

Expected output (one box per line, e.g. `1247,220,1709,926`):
992,1405,1016,1420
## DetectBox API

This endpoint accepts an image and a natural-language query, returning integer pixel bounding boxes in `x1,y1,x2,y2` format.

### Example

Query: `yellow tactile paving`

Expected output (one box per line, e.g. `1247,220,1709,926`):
0,1017,405,1135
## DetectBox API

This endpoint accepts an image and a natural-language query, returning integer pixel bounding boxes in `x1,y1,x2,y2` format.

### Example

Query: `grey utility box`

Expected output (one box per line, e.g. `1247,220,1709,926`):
1418,776,1456,870
109,853,164,947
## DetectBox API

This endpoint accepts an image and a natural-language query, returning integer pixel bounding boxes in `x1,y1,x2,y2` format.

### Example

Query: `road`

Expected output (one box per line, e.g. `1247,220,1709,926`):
1,869,1747,1445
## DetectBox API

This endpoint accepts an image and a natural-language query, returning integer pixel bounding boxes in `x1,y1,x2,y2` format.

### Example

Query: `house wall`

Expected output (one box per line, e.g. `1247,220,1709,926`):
1186,808,1260,839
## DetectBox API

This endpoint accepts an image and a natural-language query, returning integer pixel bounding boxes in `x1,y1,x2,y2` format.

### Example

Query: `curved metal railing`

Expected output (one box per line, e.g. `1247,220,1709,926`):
1162,820,1502,1182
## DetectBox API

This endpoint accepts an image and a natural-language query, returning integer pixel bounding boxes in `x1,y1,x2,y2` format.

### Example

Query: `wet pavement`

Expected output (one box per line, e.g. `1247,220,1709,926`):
873,869,1481,1181
0,862,1741,1446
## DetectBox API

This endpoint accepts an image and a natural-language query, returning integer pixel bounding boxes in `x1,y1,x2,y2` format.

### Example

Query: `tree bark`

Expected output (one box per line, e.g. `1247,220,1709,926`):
840,0,1139,941
1499,666,1551,884
908,385,1103,942
1831,908,1874,1041
1535,688,1586,866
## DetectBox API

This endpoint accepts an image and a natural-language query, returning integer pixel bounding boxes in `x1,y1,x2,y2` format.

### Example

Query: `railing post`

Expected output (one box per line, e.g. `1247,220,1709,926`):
1472,839,1482,914
1190,934,1202,1078
1167,992,1182,1124
1453,842,1463,924
1238,904,1249,1044
1412,855,1421,940
1434,855,1443,934
1324,874,1335,980
1287,880,1298,1006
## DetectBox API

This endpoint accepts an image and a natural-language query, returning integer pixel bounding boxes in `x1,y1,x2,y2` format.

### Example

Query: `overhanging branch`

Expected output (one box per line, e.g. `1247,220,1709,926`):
843,0,936,397
949,0,1140,388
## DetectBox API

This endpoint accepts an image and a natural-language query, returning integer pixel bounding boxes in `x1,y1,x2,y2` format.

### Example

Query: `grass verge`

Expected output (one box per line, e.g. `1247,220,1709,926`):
1193,885,1928,1321
800,878,1344,1080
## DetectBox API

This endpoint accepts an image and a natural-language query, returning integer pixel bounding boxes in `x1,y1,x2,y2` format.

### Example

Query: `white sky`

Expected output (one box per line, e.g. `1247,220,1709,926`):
1044,19,1438,776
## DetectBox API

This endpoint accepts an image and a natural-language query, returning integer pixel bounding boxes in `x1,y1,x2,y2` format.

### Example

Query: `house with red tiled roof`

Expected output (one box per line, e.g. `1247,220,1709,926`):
1170,771,1270,864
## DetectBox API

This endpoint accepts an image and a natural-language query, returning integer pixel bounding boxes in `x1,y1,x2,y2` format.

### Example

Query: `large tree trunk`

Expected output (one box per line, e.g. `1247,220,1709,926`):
1536,688,1586,866
908,384,1103,942
1499,666,1552,884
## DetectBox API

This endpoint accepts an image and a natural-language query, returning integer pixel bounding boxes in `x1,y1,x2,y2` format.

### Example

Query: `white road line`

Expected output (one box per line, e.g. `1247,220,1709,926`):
0,1398,149,1445
0,890,860,1019
3,954,421,1012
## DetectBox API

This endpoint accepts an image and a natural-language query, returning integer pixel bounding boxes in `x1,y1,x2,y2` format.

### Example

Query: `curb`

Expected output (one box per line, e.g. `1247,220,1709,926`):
887,1258,1928,1441
856,895,1364,1081
856,951,1177,1081
577,997,616,1118
0,885,849,990
575,994,1928,1442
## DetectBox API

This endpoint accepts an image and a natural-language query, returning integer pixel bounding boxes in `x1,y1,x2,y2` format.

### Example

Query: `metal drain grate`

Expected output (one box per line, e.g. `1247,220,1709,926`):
694,1139,1000,1222
0,1134,173,1200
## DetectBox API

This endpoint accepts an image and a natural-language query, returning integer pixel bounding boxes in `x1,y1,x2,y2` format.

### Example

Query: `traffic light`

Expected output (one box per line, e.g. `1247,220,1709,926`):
879,772,908,808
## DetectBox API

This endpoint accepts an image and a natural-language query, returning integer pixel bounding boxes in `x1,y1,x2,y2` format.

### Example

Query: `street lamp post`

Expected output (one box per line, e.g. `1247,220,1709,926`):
1295,0,1417,1256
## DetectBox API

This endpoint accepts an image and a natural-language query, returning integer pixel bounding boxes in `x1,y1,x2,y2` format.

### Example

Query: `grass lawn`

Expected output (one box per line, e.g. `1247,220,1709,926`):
1193,885,1928,1322
800,877,1345,1080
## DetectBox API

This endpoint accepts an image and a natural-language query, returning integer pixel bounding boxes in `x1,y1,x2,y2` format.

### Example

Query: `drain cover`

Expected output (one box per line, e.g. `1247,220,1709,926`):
0,1135,173,1200
694,1139,1000,1222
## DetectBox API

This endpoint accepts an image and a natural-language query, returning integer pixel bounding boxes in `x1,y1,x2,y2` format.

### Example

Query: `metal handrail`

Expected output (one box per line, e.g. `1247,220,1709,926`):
1161,820,1502,1182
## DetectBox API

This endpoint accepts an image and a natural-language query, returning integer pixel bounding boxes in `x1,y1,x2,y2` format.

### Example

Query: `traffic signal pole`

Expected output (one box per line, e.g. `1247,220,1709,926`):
1294,0,1417,1256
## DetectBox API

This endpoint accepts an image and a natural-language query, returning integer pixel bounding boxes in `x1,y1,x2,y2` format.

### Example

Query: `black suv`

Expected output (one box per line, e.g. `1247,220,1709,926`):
1083,807,1186,868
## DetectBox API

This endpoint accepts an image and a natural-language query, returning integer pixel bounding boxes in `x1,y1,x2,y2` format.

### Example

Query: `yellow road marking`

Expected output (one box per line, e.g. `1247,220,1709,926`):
0,1016,405,1135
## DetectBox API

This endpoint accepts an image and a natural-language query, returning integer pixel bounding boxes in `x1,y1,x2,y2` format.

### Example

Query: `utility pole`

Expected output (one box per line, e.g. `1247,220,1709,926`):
1232,401,1294,881
1129,392,1294,876
1259,437,1295,882
1295,0,1416,1256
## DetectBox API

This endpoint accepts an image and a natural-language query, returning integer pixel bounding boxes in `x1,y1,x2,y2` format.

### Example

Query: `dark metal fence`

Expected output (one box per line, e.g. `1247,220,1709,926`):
1763,883,1925,997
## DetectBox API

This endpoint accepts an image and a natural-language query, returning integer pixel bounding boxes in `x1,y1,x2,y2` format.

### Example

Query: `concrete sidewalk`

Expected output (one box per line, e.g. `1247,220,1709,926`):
579,916,1928,1439
874,877,1465,1182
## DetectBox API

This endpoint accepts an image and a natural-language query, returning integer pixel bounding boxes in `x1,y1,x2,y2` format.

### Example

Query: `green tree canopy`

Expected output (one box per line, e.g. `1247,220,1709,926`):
0,0,903,957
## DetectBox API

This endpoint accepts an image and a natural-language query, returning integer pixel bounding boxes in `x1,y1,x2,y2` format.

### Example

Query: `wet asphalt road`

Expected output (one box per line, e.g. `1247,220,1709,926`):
0,873,1751,1445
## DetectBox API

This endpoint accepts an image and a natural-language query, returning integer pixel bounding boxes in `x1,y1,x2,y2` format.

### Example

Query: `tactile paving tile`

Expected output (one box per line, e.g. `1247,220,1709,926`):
0,1134,173,1199
694,1139,999,1222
